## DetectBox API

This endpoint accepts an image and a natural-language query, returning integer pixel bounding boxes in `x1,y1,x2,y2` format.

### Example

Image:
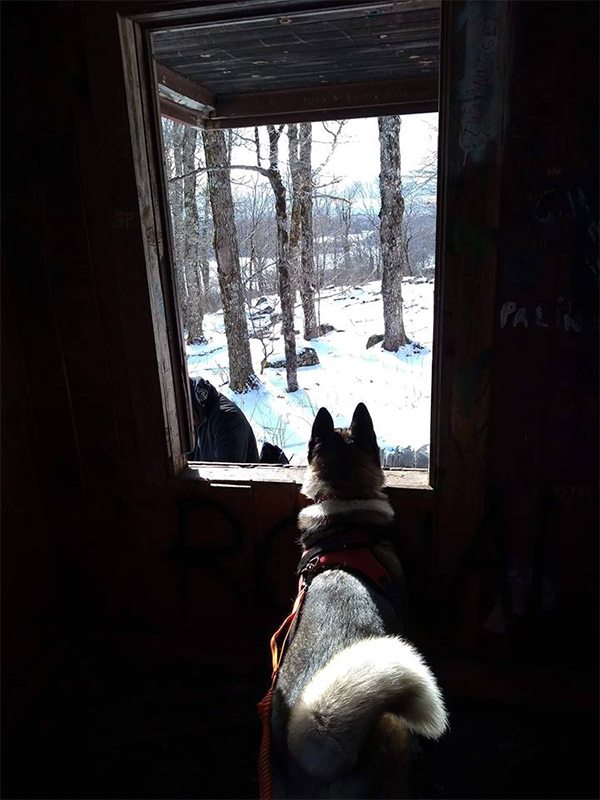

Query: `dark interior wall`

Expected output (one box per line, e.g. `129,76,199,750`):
489,0,599,672
1,2,598,799
432,0,599,686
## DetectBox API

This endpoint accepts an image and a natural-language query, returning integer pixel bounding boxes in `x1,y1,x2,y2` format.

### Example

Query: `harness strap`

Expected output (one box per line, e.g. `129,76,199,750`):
298,541,402,620
306,547,393,594
298,539,384,574
257,688,274,800
269,585,306,678
258,585,307,800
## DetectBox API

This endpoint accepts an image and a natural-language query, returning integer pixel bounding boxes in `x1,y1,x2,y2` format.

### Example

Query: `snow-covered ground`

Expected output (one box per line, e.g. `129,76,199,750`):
186,278,434,466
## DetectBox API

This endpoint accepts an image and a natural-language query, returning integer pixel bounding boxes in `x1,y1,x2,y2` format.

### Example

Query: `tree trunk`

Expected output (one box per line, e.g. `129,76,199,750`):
170,122,186,317
202,129,257,392
288,123,302,294
182,127,205,344
267,124,298,392
341,200,352,279
200,181,211,301
298,122,318,339
378,115,408,351
248,231,257,302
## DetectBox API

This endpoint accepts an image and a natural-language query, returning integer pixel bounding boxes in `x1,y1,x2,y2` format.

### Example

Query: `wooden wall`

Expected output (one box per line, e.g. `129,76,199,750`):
2,1,597,798
433,0,599,696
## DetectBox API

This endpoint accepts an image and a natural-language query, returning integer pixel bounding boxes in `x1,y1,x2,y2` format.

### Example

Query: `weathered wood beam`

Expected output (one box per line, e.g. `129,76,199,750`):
159,95,208,127
160,75,438,128
212,76,438,127
205,99,437,129
129,1,439,28
155,62,215,109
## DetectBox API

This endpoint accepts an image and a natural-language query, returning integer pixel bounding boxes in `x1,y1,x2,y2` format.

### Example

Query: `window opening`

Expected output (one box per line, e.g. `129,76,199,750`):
161,115,438,469
147,1,441,473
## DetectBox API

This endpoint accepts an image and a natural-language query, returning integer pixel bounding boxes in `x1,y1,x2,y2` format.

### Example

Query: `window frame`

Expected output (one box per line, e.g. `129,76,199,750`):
118,1,444,491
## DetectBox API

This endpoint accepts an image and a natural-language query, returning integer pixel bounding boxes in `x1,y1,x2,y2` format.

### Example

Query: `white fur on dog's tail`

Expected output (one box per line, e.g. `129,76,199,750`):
287,636,448,781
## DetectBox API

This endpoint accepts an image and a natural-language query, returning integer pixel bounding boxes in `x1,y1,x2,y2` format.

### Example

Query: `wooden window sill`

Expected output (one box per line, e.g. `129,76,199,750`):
180,462,431,490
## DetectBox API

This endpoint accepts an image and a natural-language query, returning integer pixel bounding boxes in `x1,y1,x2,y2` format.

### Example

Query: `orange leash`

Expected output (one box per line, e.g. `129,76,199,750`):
257,585,307,800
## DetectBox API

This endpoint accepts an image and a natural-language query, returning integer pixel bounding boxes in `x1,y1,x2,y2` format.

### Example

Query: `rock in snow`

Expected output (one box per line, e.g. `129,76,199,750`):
264,347,320,369
318,323,335,335
366,333,384,349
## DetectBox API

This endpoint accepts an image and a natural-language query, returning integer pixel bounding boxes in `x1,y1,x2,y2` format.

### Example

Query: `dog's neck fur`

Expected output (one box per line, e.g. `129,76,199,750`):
299,465,394,543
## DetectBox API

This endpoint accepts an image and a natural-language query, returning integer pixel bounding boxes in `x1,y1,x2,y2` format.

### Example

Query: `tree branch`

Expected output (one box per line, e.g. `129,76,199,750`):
315,120,347,176
169,163,274,183
316,194,352,205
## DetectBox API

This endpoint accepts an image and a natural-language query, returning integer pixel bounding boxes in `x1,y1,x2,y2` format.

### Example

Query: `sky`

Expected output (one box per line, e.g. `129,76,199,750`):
311,113,438,184
230,112,438,193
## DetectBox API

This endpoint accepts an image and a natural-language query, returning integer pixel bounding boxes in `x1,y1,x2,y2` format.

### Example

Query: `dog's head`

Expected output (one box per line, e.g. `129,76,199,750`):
302,403,384,500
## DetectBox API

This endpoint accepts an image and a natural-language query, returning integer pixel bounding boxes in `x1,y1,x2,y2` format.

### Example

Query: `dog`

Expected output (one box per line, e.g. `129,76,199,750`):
268,403,447,798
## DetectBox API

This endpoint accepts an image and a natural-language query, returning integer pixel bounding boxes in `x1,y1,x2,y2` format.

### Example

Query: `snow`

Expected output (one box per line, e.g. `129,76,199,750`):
186,278,434,465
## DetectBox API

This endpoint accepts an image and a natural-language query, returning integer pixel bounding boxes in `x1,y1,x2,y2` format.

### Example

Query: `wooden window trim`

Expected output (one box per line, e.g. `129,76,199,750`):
118,2,443,489
119,14,195,475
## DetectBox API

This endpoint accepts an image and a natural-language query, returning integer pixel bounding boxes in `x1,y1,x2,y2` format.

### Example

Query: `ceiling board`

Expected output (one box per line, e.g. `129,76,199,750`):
151,0,440,126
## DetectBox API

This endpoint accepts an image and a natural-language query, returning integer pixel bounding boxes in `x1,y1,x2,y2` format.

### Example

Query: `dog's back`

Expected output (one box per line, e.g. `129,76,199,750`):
271,569,444,798
268,405,447,798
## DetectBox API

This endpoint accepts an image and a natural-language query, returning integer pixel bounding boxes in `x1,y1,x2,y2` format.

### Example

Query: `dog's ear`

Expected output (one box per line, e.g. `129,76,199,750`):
308,407,334,462
312,407,335,440
351,403,380,463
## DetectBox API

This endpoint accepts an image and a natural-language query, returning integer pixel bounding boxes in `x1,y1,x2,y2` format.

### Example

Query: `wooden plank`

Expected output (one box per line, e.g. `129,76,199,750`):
159,94,208,127
163,34,439,75
213,76,438,121
154,62,215,109
73,3,186,489
174,42,439,73
173,49,439,89
130,0,439,28
183,62,438,98
205,98,437,129
251,481,301,621
160,40,439,82
153,13,440,54
431,0,511,652
148,1,440,117
171,483,260,662
118,17,190,474
489,0,599,487
180,463,430,488
485,1,599,665
137,24,199,465
155,29,439,63
5,2,124,502
428,1,450,492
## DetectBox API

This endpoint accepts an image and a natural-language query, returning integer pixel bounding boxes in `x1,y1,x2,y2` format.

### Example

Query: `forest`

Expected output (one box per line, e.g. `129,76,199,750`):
162,115,437,465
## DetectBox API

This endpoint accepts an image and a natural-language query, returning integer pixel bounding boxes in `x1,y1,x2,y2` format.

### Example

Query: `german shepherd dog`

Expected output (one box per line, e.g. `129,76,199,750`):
270,403,447,798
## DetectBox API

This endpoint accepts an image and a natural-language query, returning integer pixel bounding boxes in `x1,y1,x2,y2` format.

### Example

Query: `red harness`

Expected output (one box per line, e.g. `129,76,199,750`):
297,529,396,597
257,531,397,799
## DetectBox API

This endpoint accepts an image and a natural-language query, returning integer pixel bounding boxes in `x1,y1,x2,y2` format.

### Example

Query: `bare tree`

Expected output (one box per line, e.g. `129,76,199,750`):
402,147,438,277
356,179,382,279
288,123,302,290
236,180,274,300
199,181,212,305
182,127,205,344
202,129,257,392
378,115,408,351
171,125,298,391
298,122,318,339
163,120,186,306
267,124,298,392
